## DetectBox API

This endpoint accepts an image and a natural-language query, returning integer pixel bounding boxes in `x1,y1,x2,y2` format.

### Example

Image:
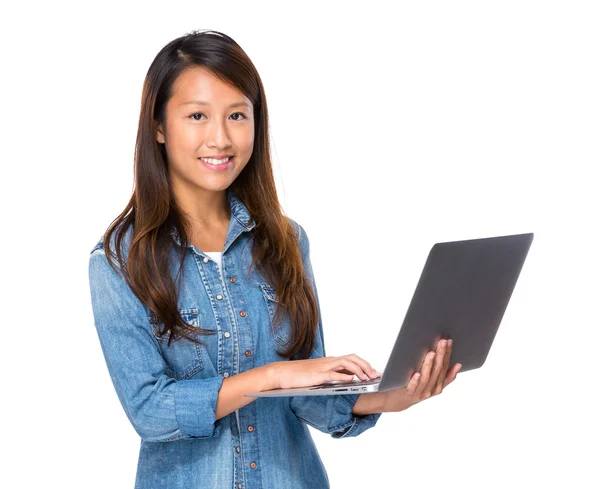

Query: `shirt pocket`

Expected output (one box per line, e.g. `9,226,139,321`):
259,283,293,350
148,307,205,380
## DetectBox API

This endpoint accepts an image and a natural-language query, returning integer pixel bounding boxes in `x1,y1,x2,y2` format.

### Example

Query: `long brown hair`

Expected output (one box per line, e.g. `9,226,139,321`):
102,29,318,359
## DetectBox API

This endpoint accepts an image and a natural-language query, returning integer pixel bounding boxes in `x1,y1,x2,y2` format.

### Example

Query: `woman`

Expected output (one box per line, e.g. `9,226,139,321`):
88,29,461,489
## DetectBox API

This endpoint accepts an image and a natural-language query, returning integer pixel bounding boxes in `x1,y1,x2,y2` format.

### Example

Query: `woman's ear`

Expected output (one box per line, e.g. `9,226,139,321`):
154,120,165,144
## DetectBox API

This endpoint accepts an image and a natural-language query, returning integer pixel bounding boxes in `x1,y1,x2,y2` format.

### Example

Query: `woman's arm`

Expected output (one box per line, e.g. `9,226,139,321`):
89,248,228,442
214,364,278,420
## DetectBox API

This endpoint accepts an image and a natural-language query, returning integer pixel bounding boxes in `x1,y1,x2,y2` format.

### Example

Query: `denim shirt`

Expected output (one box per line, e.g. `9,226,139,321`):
88,189,382,489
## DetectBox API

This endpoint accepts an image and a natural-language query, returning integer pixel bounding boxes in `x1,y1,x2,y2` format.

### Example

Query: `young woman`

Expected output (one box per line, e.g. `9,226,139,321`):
88,29,461,489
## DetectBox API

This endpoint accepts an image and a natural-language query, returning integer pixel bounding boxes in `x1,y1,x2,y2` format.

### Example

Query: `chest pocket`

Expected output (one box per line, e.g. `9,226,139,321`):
148,307,205,380
259,283,293,351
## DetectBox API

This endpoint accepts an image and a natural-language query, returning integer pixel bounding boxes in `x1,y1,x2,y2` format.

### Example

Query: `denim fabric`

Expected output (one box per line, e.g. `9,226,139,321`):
88,188,382,489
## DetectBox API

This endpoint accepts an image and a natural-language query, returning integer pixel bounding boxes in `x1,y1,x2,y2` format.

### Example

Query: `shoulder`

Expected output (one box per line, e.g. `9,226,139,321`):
89,218,134,263
286,216,301,238
285,216,310,256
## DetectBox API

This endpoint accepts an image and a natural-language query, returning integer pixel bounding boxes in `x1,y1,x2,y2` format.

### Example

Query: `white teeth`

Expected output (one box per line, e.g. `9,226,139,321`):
200,156,231,165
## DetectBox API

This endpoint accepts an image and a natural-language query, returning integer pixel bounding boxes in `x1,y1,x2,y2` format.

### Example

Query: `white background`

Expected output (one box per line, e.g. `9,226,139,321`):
2,1,598,488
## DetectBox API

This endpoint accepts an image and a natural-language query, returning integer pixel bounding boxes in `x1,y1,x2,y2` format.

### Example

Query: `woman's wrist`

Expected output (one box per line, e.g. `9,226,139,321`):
352,391,388,415
265,362,281,390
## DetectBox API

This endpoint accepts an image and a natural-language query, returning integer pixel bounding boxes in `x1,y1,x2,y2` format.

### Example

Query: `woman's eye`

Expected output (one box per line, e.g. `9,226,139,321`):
189,112,247,121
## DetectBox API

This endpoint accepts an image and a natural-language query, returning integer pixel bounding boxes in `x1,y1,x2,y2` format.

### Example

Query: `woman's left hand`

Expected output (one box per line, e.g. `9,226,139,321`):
381,338,462,413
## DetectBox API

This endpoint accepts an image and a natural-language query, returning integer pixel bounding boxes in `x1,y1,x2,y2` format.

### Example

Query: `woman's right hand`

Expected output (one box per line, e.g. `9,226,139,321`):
271,354,382,390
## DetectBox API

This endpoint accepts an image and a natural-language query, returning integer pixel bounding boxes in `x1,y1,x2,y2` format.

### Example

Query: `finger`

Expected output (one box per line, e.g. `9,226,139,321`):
406,371,422,395
434,339,452,395
331,372,356,382
341,356,377,380
424,342,445,391
345,354,379,378
414,351,436,398
335,358,370,381
443,363,462,389
337,367,376,380
423,341,447,397
322,359,356,381
442,363,461,388
324,366,355,382
337,371,361,382
326,358,357,378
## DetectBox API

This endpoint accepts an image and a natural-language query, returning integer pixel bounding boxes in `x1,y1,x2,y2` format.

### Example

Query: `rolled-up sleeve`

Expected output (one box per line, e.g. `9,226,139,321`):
88,246,224,442
288,222,383,438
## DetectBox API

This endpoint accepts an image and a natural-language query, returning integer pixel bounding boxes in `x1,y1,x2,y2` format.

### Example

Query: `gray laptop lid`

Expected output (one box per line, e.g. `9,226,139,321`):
376,232,534,392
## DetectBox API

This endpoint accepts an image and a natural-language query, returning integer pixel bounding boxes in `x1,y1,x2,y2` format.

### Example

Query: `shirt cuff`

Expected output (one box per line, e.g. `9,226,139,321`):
174,376,225,438
329,393,383,439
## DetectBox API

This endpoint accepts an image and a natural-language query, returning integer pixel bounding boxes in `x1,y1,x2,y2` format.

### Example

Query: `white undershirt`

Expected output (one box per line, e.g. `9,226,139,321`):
204,251,223,274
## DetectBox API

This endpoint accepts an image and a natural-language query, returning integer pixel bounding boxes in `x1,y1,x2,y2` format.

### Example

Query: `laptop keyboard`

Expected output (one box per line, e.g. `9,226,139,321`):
310,377,381,389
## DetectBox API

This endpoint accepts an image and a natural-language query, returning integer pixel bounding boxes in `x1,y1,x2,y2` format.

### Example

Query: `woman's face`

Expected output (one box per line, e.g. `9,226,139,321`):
155,66,254,196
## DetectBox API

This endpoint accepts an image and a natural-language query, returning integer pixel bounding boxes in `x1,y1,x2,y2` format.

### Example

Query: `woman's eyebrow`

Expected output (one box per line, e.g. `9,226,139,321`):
180,100,250,109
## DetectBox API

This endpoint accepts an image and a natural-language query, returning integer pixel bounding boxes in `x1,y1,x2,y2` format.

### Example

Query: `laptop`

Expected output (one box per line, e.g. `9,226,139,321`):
246,232,534,398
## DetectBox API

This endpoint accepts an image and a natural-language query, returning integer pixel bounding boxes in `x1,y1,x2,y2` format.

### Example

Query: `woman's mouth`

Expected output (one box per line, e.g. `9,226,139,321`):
198,156,233,171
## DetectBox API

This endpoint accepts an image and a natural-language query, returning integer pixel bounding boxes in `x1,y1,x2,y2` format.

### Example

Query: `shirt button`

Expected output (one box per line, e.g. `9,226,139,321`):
240,311,247,317
224,332,231,338
237,484,243,489
247,425,254,432
235,446,240,453
250,462,257,469
216,294,223,300
223,372,230,378
202,257,209,263
245,350,251,357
